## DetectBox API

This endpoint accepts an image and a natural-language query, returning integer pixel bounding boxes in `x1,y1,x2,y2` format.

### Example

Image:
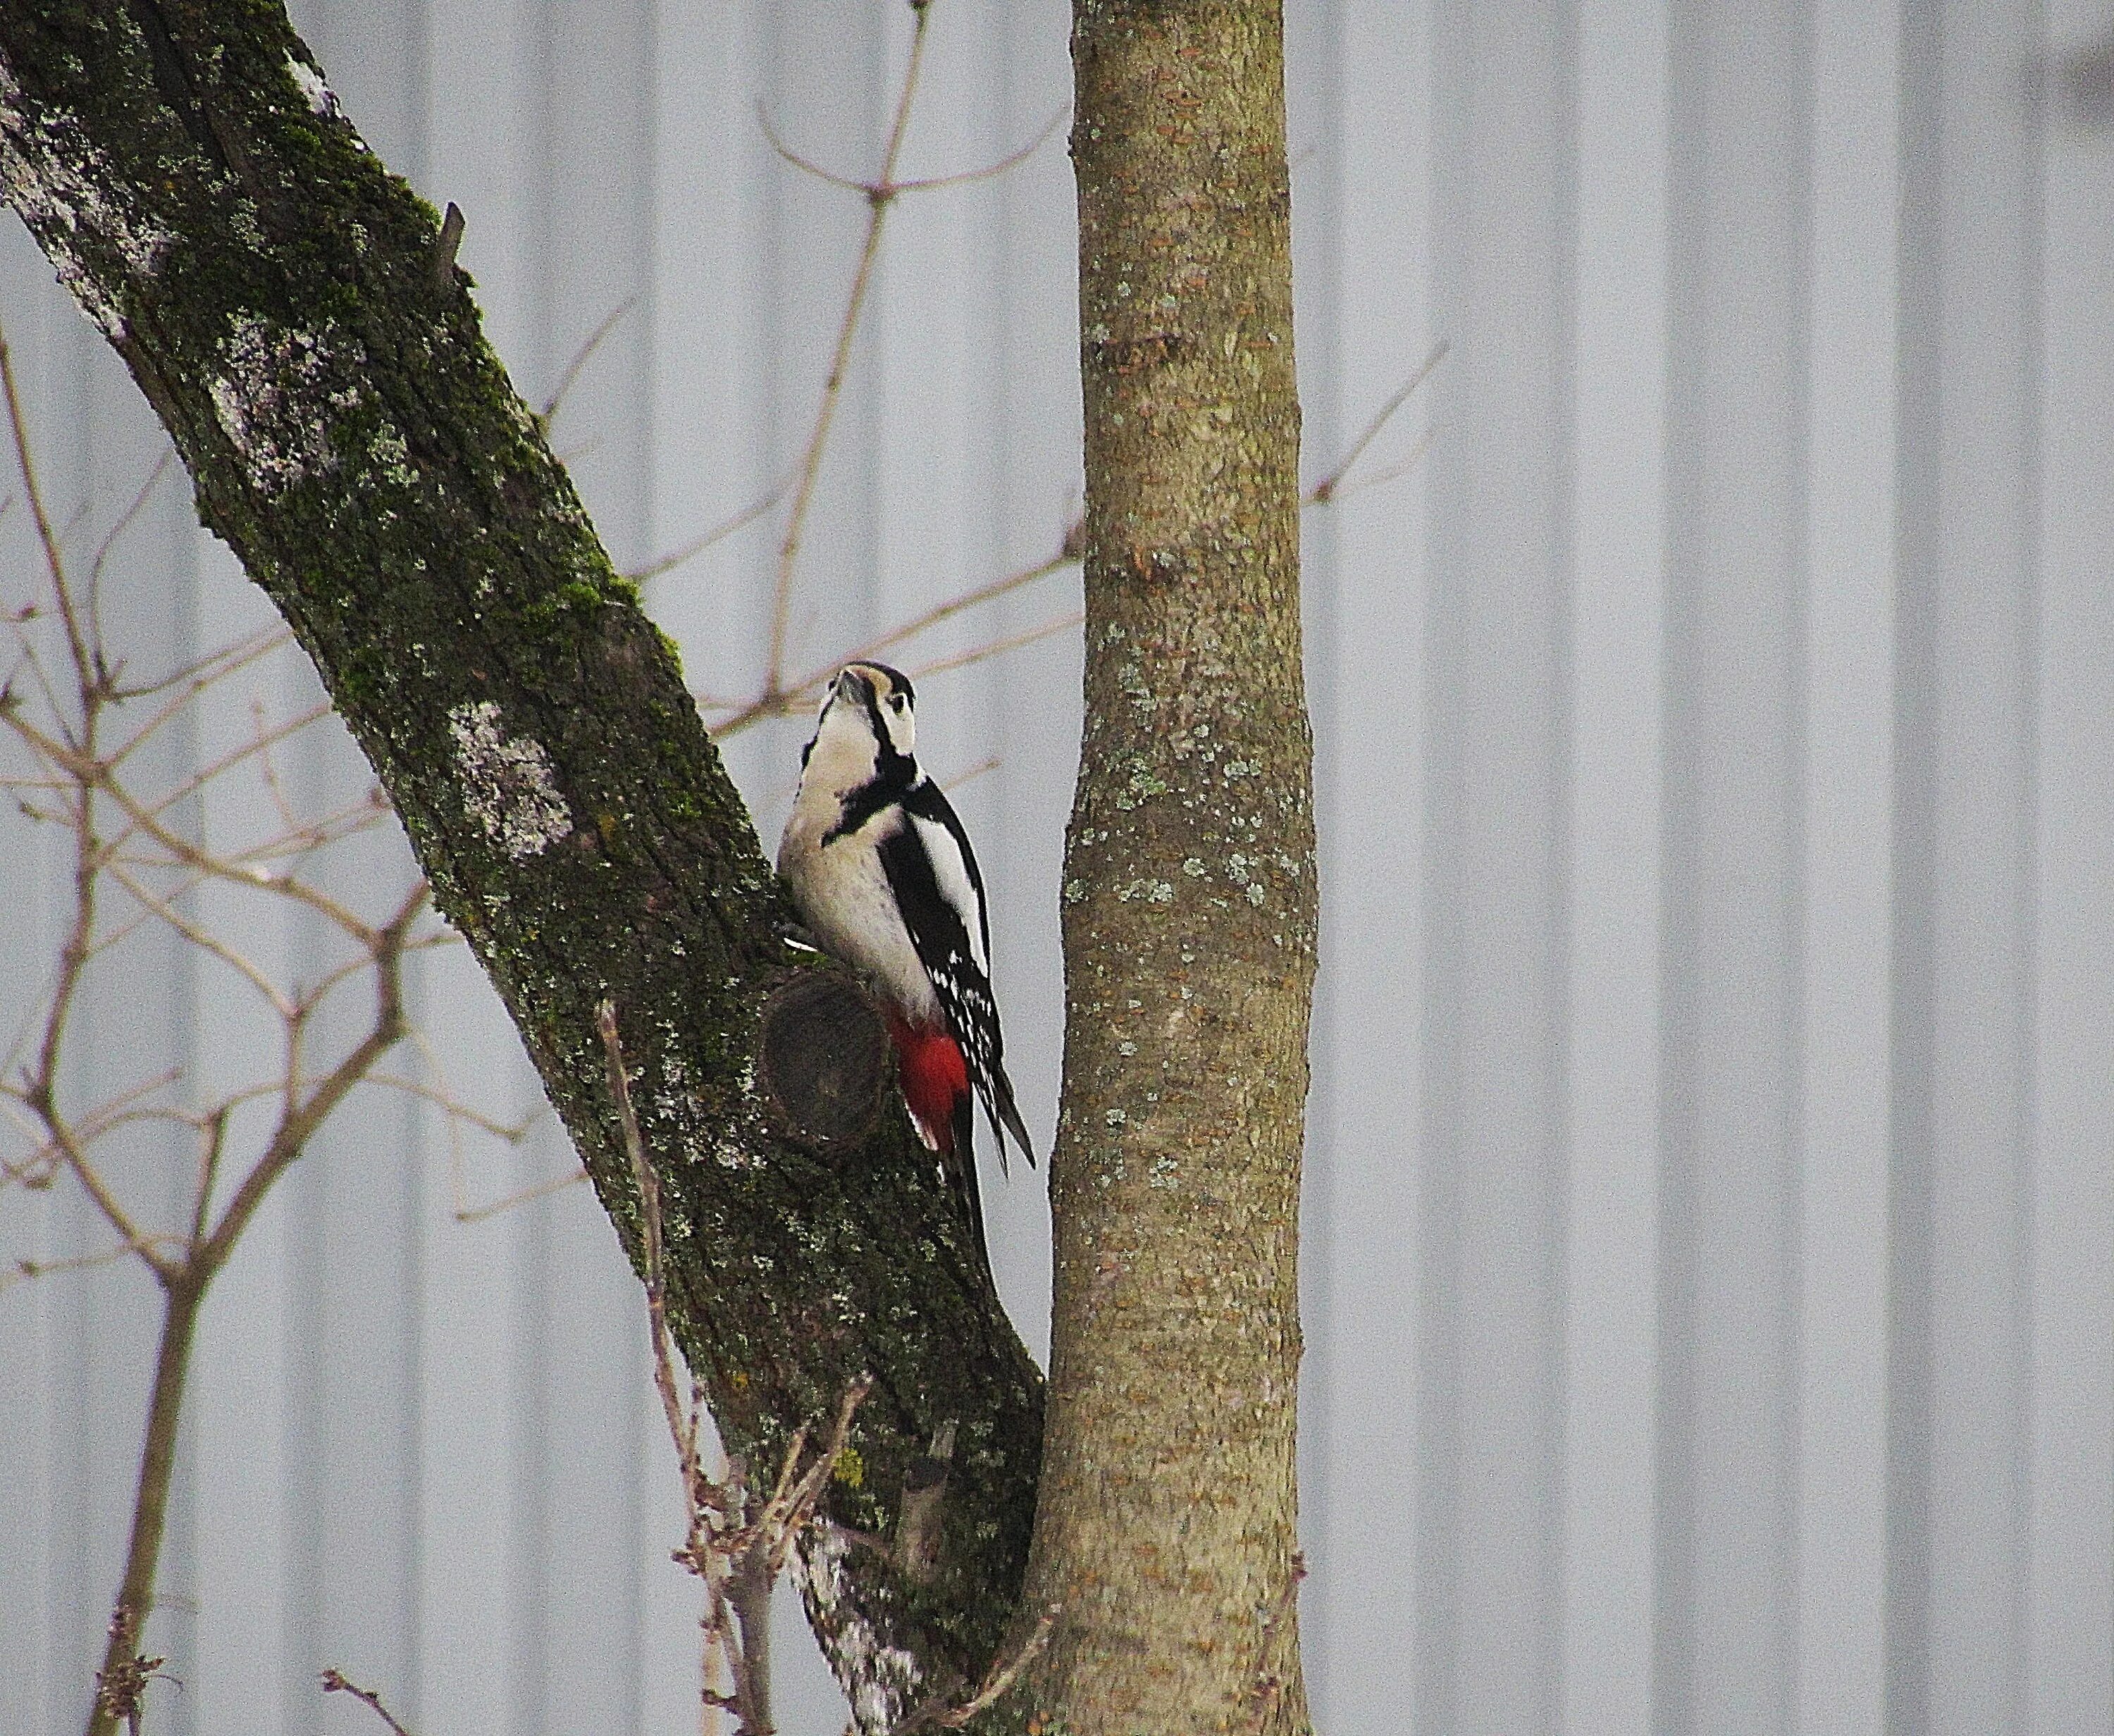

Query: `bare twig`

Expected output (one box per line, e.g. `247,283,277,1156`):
940,755,1001,796
706,336,1442,746
197,883,421,1270
877,105,1068,198
757,109,877,197
902,612,1082,690
761,1374,873,1578
598,999,878,1736
1303,341,1448,505
762,100,1066,202
0,440,488,1732
104,624,291,719
368,1070,536,1145
1311,428,1438,509
703,534,1082,739
321,1668,417,1736
1,318,91,695
539,297,636,430
1,1237,188,1298
598,1001,693,1469
626,473,796,585
102,860,300,1017
84,452,172,670
897,1604,1059,1732
449,1164,588,1224
669,0,1077,757
762,0,937,698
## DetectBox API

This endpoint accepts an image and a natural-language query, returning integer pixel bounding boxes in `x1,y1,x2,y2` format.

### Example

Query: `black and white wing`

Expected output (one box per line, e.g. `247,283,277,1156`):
876,776,1037,1172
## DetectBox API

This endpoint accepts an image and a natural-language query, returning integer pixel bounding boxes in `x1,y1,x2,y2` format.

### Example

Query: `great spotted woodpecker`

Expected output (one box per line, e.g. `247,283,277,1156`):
776,662,1034,1265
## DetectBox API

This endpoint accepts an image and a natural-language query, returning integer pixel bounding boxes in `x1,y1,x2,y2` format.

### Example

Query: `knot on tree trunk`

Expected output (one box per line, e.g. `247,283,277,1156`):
758,969,891,1149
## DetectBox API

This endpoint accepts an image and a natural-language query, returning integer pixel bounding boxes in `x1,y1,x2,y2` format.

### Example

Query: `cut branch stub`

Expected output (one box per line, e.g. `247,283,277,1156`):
895,1416,958,1585
758,969,891,1149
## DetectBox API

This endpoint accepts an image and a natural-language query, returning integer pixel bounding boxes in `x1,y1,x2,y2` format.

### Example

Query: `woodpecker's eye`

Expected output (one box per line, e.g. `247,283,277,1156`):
889,693,908,714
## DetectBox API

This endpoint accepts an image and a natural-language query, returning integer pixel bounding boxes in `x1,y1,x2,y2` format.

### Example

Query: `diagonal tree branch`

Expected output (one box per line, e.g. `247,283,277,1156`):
0,5,1042,1724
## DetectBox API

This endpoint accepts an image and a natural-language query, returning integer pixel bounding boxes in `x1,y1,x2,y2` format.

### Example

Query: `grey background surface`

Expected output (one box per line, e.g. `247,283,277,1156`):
3,1,2111,1732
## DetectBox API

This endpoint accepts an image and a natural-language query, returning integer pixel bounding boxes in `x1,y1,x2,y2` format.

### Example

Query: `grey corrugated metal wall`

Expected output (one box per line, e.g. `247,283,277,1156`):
3,2,2110,1732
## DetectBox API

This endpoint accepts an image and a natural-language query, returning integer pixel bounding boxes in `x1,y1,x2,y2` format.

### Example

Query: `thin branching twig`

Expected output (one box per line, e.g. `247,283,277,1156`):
1303,340,1449,504
762,0,939,698
320,1669,416,1736
700,531,1082,738
701,331,1444,745
897,1605,1060,1732
0,305,528,1736
448,1162,588,1224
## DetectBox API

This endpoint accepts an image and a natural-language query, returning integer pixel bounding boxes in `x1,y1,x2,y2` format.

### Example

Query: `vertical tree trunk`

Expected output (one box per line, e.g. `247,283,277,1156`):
1021,4,1316,1732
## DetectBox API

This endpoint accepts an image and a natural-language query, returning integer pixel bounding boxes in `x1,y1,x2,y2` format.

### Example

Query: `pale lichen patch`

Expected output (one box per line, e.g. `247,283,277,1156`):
447,700,575,860
282,53,369,151
285,54,336,118
793,1523,924,1735
209,316,364,497
0,71,175,341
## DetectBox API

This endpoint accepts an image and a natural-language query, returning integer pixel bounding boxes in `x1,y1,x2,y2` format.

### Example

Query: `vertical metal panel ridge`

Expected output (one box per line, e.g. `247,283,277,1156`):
1656,1,1815,1730
1565,3,1669,1732
2029,9,2114,1720
1419,6,1472,1718
1884,7,1941,1732
1797,0,1900,1727
2010,20,2046,1732
1310,1,1430,1727
1422,2,1575,1729
506,1191,555,1736
1889,1,2047,1731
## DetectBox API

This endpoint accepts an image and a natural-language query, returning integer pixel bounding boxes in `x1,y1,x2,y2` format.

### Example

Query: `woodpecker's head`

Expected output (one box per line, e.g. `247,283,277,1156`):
798,661,918,788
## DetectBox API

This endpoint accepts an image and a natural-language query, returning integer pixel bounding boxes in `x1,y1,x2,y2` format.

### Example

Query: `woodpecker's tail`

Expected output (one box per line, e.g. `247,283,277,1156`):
981,1064,1036,1175
944,1089,991,1278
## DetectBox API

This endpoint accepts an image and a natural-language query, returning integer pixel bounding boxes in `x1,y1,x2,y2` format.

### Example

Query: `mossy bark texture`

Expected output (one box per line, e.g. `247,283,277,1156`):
0,6,1039,1727
1021,5,1317,1734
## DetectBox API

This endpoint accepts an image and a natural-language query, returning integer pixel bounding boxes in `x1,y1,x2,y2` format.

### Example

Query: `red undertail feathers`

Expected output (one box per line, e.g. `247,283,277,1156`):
886,1012,970,1154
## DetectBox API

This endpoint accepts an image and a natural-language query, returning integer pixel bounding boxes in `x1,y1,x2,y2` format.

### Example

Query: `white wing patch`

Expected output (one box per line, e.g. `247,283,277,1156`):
910,812,988,973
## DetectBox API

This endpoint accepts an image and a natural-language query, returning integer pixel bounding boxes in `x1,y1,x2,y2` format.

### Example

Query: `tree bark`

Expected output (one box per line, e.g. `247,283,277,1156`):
1020,4,1316,1733
0,6,1039,1725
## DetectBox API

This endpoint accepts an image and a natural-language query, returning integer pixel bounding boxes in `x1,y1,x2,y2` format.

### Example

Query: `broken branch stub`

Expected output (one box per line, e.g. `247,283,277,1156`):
758,970,891,1150
894,1416,958,1585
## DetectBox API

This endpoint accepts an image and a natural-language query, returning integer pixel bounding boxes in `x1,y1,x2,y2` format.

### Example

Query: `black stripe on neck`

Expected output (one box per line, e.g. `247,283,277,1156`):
823,756,918,845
